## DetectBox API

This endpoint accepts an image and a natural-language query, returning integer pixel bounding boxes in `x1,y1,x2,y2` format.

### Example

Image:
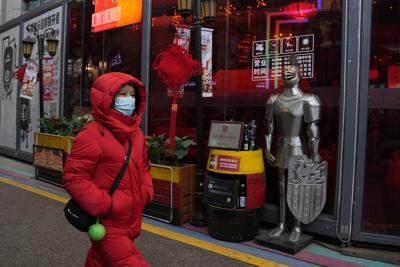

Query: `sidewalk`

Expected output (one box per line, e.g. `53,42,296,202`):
0,155,397,267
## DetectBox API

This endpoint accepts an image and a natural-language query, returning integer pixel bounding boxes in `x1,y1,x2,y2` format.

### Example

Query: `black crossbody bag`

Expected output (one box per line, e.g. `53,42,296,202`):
64,142,132,232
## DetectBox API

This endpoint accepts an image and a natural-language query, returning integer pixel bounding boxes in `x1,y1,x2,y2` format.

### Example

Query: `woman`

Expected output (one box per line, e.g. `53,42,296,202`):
63,72,154,266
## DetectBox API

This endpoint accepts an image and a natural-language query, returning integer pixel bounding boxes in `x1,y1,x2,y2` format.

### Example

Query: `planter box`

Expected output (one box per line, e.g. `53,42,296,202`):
34,132,74,154
143,163,196,226
33,132,75,186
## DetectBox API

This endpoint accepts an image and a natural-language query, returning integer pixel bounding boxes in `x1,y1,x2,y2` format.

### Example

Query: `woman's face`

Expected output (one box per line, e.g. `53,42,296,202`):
116,84,135,98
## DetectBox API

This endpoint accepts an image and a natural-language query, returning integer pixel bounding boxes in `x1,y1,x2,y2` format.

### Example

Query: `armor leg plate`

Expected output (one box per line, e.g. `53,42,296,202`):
289,220,302,242
269,169,287,237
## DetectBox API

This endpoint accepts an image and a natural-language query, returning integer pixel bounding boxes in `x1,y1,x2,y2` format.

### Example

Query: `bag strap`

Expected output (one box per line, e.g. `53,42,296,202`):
108,141,132,196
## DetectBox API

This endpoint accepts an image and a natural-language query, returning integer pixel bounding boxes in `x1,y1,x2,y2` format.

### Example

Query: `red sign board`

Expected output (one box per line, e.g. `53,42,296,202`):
92,0,142,33
209,155,241,172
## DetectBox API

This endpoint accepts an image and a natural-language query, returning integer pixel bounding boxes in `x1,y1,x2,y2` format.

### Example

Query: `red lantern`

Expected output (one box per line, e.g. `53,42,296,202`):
283,1,318,20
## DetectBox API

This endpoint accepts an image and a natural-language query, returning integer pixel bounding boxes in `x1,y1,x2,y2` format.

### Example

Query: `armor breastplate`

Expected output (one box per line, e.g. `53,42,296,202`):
272,94,307,169
274,94,305,147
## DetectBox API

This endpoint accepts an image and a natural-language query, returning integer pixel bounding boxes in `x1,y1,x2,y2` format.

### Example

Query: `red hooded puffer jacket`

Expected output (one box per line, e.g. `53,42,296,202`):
63,72,154,266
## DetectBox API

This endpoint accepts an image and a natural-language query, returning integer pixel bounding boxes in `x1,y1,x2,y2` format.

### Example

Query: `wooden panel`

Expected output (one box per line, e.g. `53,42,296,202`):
149,163,196,224
181,195,191,206
180,204,191,214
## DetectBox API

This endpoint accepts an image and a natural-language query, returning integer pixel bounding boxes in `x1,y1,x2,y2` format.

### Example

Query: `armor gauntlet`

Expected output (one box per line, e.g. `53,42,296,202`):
264,95,278,165
304,95,322,162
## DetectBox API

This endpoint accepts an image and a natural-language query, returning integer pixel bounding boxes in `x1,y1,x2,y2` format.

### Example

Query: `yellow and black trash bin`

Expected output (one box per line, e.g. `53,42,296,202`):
203,148,266,242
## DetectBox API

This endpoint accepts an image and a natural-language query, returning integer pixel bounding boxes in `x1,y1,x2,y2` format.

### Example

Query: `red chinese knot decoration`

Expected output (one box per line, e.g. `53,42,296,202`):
153,44,202,92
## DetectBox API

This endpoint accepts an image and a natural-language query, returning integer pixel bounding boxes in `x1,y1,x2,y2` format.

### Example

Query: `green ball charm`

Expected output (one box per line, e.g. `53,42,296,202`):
88,218,106,241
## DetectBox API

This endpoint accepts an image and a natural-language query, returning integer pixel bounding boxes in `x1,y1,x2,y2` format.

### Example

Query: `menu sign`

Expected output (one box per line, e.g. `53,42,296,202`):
203,176,239,208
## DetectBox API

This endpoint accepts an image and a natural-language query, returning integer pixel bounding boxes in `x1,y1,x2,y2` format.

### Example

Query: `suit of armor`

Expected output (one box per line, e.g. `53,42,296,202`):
265,64,321,242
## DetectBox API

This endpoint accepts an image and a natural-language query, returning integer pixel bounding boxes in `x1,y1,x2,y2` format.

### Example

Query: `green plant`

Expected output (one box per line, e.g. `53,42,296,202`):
69,114,94,136
146,134,196,166
172,136,197,162
39,116,70,136
146,134,168,164
39,113,93,137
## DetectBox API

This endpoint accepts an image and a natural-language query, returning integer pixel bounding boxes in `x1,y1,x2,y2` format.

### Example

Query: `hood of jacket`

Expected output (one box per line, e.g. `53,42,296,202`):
90,72,146,143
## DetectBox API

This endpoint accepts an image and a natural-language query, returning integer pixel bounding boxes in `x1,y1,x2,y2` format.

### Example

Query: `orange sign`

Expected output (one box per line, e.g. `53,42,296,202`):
91,0,142,32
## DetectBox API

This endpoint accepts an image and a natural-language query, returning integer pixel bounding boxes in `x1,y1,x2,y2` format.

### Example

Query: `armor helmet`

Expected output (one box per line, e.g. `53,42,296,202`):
282,65,301,87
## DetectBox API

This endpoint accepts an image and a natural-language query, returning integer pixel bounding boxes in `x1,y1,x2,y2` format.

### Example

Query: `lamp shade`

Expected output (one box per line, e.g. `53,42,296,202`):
201,0,217,21
283,1,318,20
46,36,59,57
177,0,193,19
22,36,35,60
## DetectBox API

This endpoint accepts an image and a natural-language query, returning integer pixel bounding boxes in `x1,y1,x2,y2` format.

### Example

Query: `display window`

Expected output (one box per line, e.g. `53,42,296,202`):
64,1,142,117
362,0,400,236
148,0,342,214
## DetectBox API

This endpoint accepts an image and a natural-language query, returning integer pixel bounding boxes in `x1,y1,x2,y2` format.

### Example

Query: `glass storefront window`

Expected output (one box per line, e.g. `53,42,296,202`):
149,0,342,214
362,0,400,236
64,1,142,117
64,0,85,118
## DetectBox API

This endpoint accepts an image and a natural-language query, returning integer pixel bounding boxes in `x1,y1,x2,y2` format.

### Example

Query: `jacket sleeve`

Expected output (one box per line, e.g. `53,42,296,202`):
63,129,112,217
141,138,154,206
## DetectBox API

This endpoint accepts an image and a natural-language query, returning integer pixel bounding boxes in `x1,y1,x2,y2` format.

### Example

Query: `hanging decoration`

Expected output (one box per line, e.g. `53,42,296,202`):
283,1,318,20
153,44,202,149
153,44,201,90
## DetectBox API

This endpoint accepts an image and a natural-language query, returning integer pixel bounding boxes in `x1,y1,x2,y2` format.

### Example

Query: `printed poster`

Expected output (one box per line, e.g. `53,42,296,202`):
201,28,213,97
20,61,38,100
43,58,55,101
168,26,192,98
0,25,20,150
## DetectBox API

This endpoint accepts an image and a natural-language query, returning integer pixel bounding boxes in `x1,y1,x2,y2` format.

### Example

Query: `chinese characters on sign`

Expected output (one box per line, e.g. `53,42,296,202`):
217,155,241,172
252,34,314,81
208,154,241,172
92,6,121,28
91,0,142,33
29,13,60,31
269,54,314,79
208,121,244,150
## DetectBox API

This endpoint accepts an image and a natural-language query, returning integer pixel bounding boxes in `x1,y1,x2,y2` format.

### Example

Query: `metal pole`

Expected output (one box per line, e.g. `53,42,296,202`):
141,0,152,135
191,0,206,226
37,36,44,120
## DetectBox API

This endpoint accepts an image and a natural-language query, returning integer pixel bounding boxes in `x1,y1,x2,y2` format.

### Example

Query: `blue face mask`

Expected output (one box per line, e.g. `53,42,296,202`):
114,96,136,116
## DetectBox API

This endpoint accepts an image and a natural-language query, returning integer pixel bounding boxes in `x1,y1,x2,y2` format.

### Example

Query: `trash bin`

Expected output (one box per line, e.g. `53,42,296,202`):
203,148,266,242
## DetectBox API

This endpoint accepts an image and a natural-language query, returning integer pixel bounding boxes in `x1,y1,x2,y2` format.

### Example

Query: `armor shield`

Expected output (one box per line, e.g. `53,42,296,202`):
287,156,327,224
